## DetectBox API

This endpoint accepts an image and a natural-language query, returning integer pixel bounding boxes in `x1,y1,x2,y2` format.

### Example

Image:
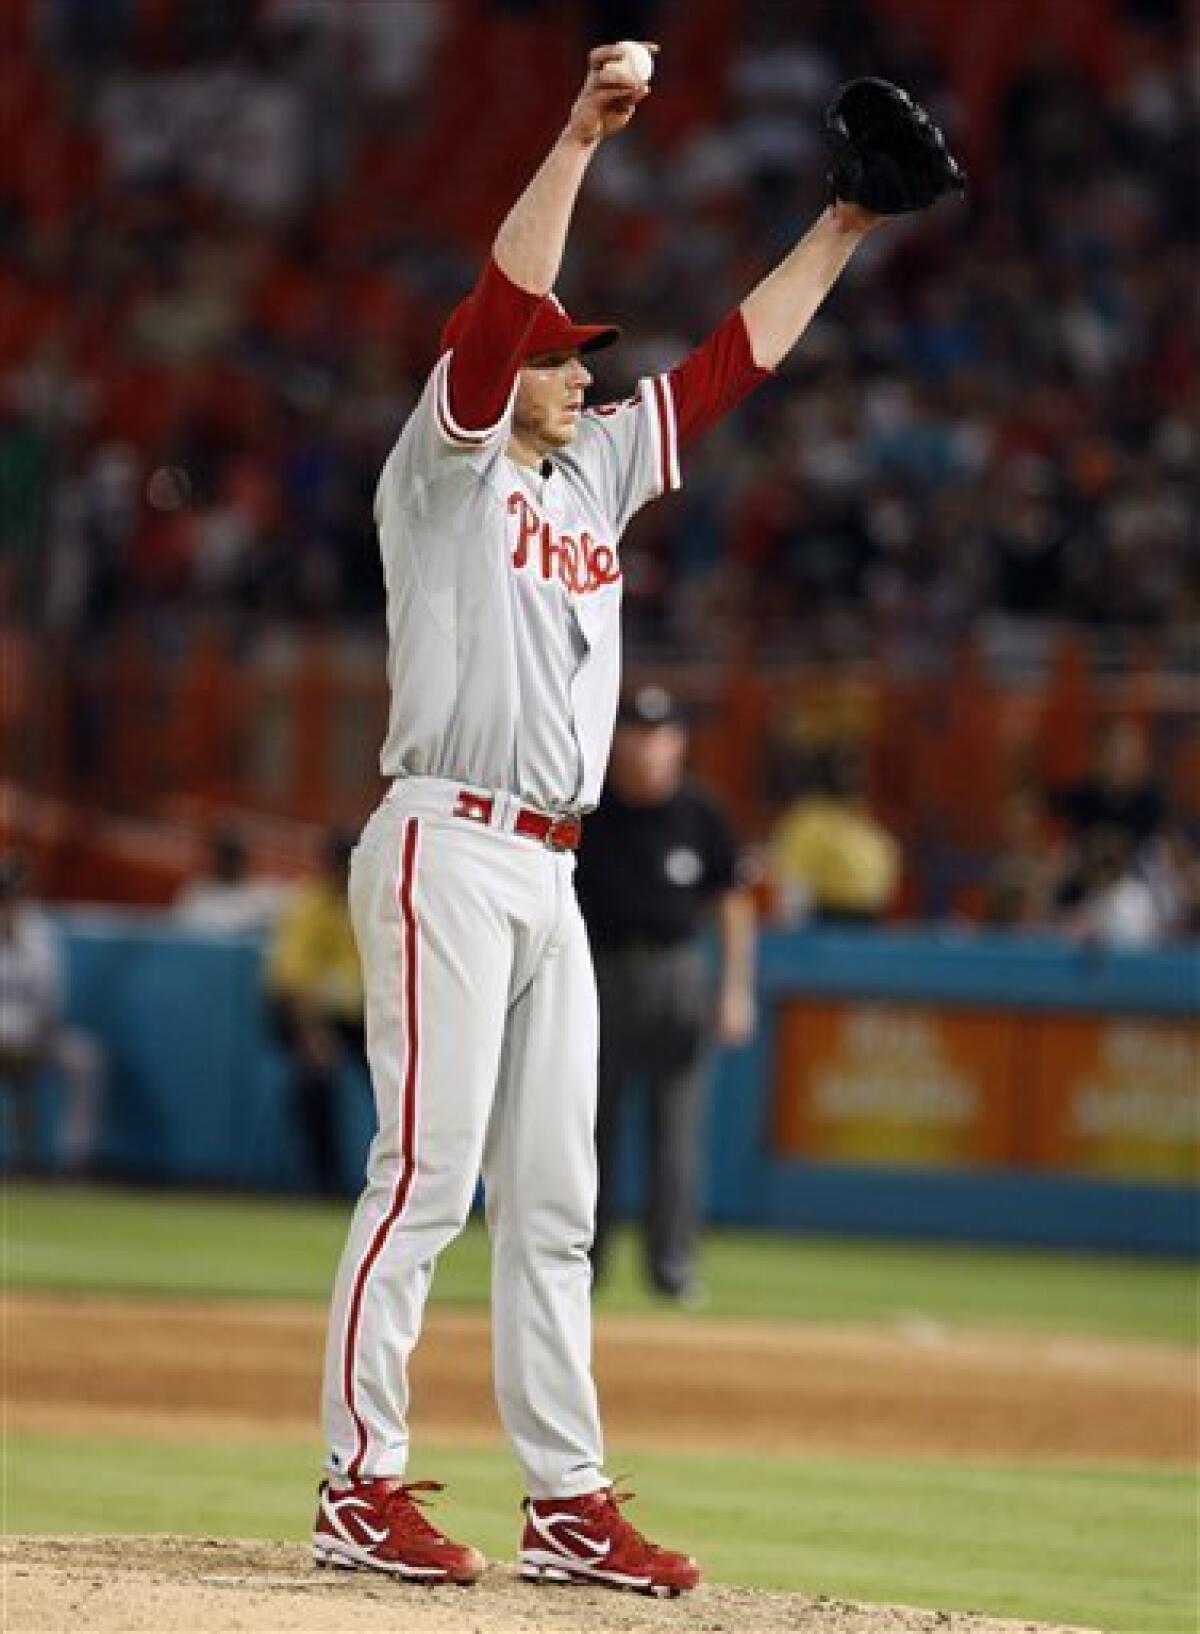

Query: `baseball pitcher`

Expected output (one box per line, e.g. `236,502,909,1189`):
312,43,963,1597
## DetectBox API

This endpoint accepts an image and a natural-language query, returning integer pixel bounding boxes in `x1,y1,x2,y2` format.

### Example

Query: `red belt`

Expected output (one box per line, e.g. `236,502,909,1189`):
453,789,582,852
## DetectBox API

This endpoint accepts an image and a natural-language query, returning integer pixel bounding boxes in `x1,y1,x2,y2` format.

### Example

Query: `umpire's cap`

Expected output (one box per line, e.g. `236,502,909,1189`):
617,684,685,729
440,291,619,360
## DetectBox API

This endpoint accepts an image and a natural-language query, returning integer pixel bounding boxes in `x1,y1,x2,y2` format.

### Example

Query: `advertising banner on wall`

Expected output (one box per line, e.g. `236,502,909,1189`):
772,1002,1021,1167
774,1001,1199,1182
1027,1018,1198,1181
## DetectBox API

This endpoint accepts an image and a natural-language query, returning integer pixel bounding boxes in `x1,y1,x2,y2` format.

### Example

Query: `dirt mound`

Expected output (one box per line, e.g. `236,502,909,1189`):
8,1295,1195,1462
2,1536,1100,1634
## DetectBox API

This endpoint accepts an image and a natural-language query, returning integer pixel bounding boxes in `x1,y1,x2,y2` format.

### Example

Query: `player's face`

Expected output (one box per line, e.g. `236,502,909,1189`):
513,350,593,455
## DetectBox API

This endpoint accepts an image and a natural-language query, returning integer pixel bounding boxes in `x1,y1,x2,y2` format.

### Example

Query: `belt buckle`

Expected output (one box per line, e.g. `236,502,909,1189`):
545,815,579,852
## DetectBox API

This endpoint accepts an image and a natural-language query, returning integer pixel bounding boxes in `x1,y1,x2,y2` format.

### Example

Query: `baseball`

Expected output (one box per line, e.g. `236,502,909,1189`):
613,39,654,86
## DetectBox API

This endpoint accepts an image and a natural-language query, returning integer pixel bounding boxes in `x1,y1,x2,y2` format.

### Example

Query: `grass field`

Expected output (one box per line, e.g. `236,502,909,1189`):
4,1183,1198,1633
5,1182,1195,1340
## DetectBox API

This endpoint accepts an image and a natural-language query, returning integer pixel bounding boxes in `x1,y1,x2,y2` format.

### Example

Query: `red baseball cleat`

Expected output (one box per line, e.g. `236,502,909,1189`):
519,1485,701,1597
312,1477,485,1584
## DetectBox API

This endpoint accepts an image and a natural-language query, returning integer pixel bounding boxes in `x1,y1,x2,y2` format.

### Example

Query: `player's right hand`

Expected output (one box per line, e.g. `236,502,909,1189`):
566,43,656,145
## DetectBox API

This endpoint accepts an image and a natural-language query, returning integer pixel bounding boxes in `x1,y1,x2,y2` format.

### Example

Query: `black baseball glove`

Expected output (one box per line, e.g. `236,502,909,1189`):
824,77,966,215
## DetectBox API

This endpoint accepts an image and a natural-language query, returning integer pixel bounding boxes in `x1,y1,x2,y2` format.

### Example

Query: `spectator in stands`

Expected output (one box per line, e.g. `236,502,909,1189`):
0,855,105,1175
1054,720,1168,856
769,744,901,925
1053,827,1168,950
1144,826,1200,941
982,786,1061,929
264,827,364,1194
174,823,288,934
575,686,756,1305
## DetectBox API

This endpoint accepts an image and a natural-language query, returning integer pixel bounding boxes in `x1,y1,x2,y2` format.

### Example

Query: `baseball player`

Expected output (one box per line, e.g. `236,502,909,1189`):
311,47,963,1597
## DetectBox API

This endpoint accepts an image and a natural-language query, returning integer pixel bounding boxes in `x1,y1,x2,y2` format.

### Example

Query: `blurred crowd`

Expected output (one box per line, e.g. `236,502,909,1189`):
767,716,1198,946
2,0,1195,661
0,851,105,1173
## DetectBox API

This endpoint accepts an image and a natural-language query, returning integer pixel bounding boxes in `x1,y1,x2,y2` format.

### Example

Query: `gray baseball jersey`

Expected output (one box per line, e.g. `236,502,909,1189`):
375,353,680,812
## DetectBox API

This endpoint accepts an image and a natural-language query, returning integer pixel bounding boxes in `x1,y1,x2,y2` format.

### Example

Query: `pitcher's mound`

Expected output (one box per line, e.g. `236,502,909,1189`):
2,1536,1098,1633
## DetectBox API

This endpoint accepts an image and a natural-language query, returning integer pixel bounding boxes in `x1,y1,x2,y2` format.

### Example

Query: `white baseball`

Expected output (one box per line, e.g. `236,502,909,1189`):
613,39,654,86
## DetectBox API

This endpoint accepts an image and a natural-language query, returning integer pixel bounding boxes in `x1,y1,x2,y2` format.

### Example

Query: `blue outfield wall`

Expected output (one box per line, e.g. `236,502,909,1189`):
753,927,1198,1016
702,931,1197,1255
10,914,1198,1254
25,914,376,1195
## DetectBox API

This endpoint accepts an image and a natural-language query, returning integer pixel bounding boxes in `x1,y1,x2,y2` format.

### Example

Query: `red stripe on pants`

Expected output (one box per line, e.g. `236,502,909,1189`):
343,817,421,1480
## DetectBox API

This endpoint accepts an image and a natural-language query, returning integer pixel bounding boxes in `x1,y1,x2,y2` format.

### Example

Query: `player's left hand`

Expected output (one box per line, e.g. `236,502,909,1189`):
830,198,887,235
566,43,657,145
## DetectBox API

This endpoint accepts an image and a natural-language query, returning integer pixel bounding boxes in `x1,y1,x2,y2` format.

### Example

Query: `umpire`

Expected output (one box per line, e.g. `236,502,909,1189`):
576,685,756,1304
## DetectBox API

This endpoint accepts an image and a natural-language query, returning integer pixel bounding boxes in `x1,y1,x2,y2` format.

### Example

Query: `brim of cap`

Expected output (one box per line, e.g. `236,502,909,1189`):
617,706,684,726
440,296,622,361
526,321,621,358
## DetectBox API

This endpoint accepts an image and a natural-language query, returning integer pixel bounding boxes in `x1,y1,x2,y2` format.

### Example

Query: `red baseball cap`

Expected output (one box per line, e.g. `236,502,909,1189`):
440,292,620,360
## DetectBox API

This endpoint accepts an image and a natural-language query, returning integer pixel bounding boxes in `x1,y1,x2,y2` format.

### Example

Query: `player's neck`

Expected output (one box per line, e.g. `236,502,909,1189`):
505,429,549,470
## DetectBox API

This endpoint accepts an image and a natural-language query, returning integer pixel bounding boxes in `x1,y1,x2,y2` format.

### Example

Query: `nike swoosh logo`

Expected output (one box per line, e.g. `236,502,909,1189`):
529,1508,615,1560
350,1517,389,1545
325,1493,389,1546
556,1526,611,1558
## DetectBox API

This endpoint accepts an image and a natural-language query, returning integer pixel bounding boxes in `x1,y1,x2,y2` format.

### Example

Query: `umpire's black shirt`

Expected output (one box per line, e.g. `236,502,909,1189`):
575,782,738,949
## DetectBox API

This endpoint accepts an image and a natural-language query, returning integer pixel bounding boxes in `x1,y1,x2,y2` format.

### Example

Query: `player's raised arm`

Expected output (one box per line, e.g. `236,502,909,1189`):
738,200,880,371
660,204,877,457
443,44,654,437
743,78,963,369
494,43,654,293
666,78,964,449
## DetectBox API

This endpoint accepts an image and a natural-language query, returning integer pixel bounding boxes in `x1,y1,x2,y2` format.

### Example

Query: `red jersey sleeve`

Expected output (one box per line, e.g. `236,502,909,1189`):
441,258,546,439
668,309,772,453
